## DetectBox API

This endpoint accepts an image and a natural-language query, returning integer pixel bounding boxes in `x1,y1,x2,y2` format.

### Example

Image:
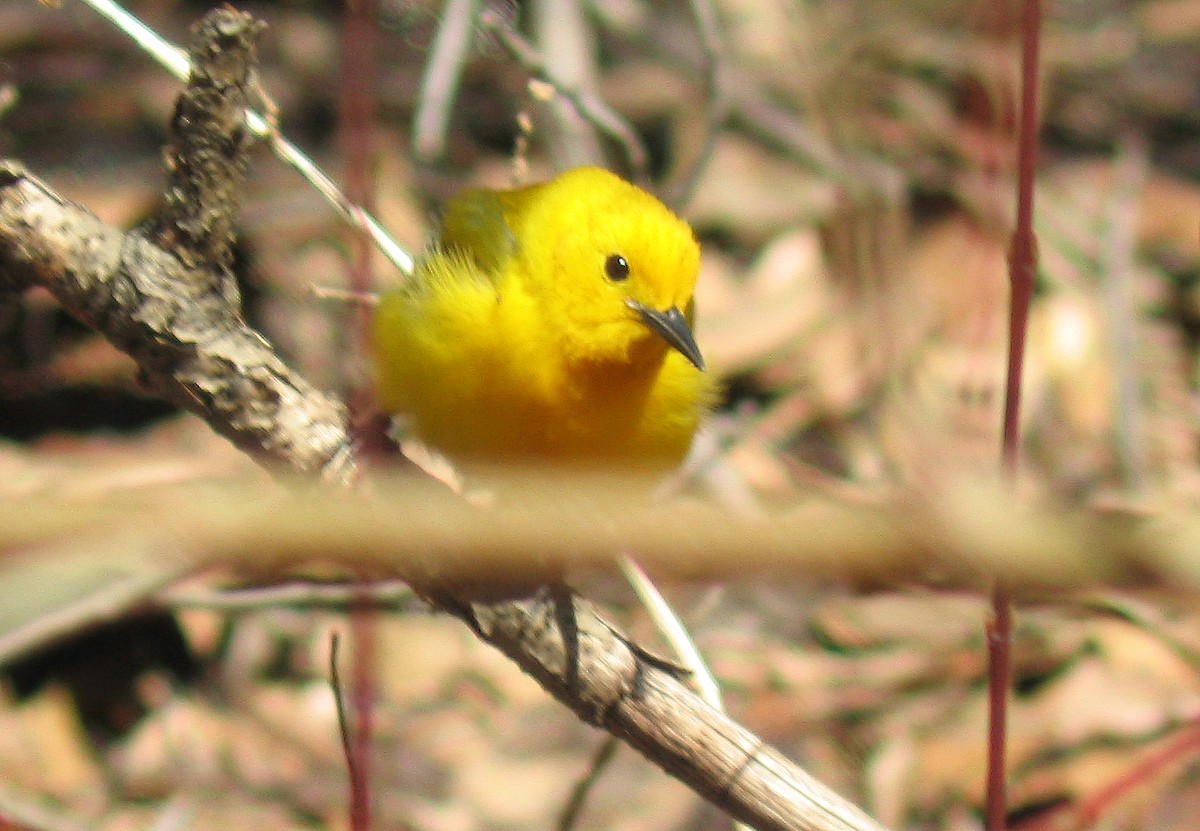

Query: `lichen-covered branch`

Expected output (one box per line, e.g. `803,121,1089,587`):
0,161,355,481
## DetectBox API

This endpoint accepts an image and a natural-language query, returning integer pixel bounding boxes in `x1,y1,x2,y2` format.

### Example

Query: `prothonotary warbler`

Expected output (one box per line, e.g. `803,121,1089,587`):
372,166,717,475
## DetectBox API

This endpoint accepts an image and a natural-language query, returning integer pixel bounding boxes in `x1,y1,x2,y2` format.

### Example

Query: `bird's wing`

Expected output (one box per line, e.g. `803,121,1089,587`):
438,188,518,277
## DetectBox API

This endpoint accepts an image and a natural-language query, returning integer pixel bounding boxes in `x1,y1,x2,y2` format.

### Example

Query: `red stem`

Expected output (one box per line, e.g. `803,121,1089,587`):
349,600,376,831
1002,0,1042,476
338,3,380,829
339,0,380,345
989,3,1042,831
985,585,1014,831
1074,721,1200,828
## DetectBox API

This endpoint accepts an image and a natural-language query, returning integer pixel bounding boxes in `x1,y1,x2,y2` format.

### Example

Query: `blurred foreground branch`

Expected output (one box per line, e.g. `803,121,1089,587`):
2,470,1194,830
1,474,1187,600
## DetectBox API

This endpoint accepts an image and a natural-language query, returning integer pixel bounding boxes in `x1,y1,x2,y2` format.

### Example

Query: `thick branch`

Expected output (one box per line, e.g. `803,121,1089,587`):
469,592,885,831
145,10,263,304
0,163,353,480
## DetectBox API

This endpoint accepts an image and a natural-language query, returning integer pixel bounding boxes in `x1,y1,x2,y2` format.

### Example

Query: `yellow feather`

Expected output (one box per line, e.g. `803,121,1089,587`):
372,167,717,472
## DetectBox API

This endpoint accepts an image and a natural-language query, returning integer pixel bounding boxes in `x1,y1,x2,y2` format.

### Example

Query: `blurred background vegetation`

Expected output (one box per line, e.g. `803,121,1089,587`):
4,1,1200,830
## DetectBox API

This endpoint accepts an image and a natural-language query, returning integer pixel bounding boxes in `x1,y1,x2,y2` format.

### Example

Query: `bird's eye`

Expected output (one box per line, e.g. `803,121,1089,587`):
605,254,630,282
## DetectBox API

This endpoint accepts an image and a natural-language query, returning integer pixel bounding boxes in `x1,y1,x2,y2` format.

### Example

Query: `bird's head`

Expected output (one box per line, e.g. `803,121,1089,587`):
512,167,705,371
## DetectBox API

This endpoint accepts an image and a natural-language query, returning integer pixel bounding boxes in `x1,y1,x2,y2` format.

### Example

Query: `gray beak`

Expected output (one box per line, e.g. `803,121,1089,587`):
625,299,706,371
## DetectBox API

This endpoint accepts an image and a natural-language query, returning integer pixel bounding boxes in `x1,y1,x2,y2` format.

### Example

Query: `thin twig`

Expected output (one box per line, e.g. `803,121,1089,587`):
619,554,721,707
531,0,605,169
413,0,481,164
329,633,362,813
480,8,650,184
1073,720,1200,827
76,0,414,276
1103,133,1149,492
0,537,190,666
639,23,902,200
557,736,621,831
163,580,417,611
616,551,760,831
666,0,730,208
309,284,380,306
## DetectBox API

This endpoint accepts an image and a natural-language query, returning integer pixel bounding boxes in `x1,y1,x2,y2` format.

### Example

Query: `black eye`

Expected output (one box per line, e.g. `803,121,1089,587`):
605,254,630,282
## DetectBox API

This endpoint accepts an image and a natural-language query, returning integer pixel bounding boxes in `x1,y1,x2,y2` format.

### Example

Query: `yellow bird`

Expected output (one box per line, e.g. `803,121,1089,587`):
372,166,716,475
